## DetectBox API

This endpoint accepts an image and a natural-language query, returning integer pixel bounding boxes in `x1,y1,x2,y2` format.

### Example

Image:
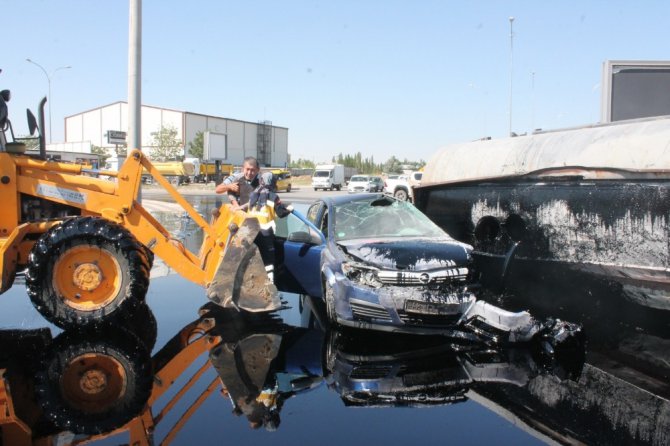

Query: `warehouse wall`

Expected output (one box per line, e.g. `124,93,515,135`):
65,104,288,165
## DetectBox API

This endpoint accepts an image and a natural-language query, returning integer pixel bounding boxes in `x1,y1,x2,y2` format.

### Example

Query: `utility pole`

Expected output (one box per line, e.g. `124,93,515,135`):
128,0,142,201
128,0,142,153
508,16,515,137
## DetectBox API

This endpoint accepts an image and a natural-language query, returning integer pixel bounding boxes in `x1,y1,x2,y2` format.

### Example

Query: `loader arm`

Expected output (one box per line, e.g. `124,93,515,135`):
10,149,279,312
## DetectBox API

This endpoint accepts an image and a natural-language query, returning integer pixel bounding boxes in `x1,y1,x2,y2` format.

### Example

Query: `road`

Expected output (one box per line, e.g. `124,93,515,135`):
141,184,350,205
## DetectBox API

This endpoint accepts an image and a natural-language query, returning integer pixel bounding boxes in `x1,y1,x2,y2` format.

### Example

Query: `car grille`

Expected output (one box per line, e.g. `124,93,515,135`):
377,268,469,285
350,365,393,380
350,299,393,323
397,312,462,327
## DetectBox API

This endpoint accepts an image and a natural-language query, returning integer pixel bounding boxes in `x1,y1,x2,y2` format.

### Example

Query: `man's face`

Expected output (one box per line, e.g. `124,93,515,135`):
242,162,259,180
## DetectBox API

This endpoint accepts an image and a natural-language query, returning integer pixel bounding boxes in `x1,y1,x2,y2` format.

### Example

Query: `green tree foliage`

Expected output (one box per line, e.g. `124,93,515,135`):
382,156,425,174
333,151,381,174
90,145,111,164
188,130,204,159
289,158,315,168
149,124,183,161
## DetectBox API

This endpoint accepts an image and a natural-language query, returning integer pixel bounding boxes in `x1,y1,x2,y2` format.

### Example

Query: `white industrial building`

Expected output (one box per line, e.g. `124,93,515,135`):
64,102,289,167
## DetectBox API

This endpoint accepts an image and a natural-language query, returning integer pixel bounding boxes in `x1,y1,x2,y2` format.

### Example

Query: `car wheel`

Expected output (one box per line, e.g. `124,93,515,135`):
394,189,409,201
314,188,318,191
324,282,338,326
286,184,291,192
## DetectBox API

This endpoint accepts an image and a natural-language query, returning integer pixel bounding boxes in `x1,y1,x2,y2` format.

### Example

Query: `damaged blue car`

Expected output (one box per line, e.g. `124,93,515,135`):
274,194,579,345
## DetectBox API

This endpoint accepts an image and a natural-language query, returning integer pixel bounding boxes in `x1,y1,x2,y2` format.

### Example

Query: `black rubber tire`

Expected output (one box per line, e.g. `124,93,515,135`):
101,301,158,353
25,217,151,329
286,184,291,192
35,327,153,435
394,189,409,201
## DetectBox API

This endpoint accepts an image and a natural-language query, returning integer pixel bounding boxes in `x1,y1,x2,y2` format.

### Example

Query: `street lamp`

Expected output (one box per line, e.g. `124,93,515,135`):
25,58,71,143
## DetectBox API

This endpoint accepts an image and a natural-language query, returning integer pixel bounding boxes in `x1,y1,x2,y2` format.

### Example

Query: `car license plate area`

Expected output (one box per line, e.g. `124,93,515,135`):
404,300,459,315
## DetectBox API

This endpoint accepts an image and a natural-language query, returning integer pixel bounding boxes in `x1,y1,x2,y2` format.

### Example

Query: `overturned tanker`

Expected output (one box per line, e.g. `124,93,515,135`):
415,115,670,311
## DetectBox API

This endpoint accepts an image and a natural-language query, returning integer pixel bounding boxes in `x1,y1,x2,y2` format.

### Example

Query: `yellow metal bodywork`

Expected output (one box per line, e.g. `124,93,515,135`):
0,149,274,302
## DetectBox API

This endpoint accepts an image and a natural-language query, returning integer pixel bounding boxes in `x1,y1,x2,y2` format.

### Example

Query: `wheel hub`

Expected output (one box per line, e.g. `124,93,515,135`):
80,369,108,394
73,263,103,291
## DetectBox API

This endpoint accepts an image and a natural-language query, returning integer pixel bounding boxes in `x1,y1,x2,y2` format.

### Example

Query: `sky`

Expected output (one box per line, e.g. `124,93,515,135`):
2,1,669,164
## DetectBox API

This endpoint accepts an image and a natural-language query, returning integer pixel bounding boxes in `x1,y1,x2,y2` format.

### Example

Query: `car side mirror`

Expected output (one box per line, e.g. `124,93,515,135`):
288,229,323,245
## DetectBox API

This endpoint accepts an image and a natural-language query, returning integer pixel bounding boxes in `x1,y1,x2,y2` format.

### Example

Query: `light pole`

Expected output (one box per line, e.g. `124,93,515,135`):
508,16,514,137
26,58,71,143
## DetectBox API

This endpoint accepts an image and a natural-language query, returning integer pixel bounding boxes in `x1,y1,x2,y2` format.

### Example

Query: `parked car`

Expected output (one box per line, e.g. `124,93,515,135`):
272,194,581,344
369,176,385,192
271,169,292,192
384,171,422,201
347,175,384,193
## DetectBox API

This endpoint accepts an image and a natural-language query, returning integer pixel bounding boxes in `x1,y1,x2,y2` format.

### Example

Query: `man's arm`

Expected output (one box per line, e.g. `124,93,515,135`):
215,173,240,195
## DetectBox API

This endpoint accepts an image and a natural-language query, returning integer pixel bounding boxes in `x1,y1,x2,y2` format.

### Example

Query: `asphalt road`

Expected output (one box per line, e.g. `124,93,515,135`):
141,183,351,205
277,186,350,204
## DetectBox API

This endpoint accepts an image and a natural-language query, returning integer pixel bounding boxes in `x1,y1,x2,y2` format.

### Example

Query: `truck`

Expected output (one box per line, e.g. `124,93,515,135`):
184,157,234,183
384,171,422,201
312,164,345,191
0,73,280,329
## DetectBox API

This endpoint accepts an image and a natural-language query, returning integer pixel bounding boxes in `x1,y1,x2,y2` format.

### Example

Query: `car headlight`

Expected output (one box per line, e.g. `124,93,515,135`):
342,262,383,288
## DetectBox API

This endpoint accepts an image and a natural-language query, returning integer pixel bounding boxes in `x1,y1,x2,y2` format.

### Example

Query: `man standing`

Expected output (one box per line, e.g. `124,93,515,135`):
216,156,261,208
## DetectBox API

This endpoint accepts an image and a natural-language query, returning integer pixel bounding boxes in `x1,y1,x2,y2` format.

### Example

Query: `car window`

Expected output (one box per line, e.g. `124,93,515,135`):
350,175,368,182
306,202,321,225
333,196,446,240
274,211,312,239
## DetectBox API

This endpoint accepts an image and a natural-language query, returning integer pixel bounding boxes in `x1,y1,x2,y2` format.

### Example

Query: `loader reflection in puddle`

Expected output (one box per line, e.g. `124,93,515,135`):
0,297,584,444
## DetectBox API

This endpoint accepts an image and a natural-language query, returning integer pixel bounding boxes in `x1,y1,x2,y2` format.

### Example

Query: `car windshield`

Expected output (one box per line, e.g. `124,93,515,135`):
350,176,368,182
314,171,330,177
333,196,446,240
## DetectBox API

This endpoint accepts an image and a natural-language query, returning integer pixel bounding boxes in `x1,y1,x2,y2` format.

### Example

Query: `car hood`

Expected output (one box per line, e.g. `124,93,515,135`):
338,238,471,271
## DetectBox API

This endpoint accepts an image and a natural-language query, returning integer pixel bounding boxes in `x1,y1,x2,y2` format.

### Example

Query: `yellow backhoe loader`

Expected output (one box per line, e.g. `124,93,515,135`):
0,74,279,329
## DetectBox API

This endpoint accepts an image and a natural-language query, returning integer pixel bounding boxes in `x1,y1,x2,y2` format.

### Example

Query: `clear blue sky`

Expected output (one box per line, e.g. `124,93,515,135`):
3,1,668,163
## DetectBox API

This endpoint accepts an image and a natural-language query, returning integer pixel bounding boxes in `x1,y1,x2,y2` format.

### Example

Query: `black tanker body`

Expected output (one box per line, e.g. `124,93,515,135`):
415,116,670,313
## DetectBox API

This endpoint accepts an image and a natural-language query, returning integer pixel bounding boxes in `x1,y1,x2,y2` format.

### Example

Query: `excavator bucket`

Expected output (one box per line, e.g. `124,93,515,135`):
206,217,281,312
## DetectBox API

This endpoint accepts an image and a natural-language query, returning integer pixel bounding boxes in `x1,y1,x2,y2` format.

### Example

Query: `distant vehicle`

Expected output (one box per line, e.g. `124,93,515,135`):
312,164,345,191
347,175,370,193
273,193,581,345
384,171,422,201
270,169,292,192
347,175,384,193
369,176,385,192
185,158,233,183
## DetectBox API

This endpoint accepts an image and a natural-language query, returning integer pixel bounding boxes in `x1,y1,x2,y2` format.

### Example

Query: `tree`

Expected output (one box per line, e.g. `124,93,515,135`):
188,130,204,159
289,158,315,168
383,156,403,174
90,145,111,165
149,124,183,161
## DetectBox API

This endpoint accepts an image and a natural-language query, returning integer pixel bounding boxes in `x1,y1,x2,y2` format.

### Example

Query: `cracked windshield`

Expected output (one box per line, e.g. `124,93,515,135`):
0,1,668,445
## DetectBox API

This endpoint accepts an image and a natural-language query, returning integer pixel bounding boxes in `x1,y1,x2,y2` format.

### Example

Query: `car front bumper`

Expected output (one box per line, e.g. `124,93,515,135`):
327,271,482,338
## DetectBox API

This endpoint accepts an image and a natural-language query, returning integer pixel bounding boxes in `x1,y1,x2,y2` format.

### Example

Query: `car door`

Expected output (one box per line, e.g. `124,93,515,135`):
273,208,326,297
